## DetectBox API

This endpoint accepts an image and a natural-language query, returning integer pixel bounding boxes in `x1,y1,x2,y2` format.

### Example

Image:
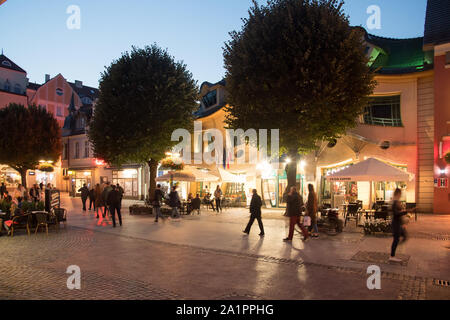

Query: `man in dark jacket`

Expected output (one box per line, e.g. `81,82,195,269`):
284,186,309,242
78,184,89,211
107,185,122,227
243,189,265,236
153,184,165,222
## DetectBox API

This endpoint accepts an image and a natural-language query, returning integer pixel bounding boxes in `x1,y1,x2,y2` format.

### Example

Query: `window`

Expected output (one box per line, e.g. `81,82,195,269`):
2,60,11,67
14,84,21,94
84,141,90,158
4,80,10,92
56,106,63,117
363,96,403,127
202,90,217,109
56,88,64,96
82,97,92,105
75,142,80,159
63,143,68,160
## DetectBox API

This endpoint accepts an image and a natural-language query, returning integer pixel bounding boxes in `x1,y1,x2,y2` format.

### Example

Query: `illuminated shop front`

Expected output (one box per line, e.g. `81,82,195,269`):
68,169,93,195
112,168,140,199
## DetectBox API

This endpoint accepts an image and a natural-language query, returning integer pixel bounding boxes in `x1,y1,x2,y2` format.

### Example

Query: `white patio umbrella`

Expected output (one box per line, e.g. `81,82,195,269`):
326,158,413,209
155,171,196,182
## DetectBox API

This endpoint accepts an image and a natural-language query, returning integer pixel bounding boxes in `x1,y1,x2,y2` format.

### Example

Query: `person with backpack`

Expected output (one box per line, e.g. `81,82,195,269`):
169,185,181,219
153,184,165,222
78,184,89,211
116,183,125,207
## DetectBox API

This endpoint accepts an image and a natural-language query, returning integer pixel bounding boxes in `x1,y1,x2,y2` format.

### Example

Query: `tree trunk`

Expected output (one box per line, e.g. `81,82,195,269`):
148,159,158,201
19,168,28,189
285,151,299,194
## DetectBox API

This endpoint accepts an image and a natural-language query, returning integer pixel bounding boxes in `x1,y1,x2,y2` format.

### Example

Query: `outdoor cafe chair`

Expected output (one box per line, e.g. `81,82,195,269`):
344,203,360,227
10,213,32,237
34,212,49,236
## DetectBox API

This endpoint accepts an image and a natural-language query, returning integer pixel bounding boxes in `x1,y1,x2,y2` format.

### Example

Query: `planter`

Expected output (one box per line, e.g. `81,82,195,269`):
129,206,153,215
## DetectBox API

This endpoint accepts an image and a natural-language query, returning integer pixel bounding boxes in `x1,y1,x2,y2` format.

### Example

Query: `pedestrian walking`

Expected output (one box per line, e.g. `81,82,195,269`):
169,185,181,219
102,182,113,217
107,185,122,228
283,186,309,242
243,189,265,236
39,182,44,191
78,184,89,211
0,183,6,200
306,184,319,238
116,183,124,207
389,188,408,262
88,187,95,211
153,184,165,222
214,185,223,213
94,184,104,219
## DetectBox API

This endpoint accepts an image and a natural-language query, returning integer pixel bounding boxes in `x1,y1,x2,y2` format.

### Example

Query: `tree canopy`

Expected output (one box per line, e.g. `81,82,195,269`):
0,103,61,188
223,0,375,187
88,44,198,198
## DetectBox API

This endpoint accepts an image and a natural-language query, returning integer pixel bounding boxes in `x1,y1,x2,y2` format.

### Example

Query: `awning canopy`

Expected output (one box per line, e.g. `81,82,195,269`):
216,167,243,183
156,168,219,183
326,158,412,182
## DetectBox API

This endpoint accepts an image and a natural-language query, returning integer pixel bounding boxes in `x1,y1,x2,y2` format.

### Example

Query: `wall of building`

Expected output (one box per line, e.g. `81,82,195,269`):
433,52,450,214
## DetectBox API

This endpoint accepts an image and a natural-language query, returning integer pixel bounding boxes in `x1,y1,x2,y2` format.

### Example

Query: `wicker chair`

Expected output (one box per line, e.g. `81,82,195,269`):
10,213,32,237
35,212,49,235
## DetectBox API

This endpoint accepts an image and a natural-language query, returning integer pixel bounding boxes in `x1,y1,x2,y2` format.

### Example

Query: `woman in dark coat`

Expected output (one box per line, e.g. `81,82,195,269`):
94,184,103,219
284,187,309,242
306,184,319,238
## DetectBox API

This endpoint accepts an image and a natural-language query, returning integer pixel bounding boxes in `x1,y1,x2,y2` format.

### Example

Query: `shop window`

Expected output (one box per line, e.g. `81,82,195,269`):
363,95,403,127
202,90,217,109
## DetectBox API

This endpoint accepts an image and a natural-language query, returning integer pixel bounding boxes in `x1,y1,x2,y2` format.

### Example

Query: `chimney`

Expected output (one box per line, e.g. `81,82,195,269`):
45,74,50,82
75,80,83,88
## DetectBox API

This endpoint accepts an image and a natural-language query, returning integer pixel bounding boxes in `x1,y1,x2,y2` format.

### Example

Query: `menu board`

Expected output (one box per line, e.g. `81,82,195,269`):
45,189,61,213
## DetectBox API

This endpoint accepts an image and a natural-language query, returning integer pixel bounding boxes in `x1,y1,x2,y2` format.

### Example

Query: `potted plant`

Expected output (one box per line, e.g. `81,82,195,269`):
445,152,450,165
159,159,184,171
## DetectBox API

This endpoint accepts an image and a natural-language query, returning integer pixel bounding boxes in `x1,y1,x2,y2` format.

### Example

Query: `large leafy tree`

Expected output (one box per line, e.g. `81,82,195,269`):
89,45,198,199
224,0,375,189
0,103,61,188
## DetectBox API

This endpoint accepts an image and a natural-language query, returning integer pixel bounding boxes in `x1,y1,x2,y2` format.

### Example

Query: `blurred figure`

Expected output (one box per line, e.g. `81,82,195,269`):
94,184,103,219
169,185,181,219
389,188,408,263
284,187,309,242
214,186,223,213
88,186,95,211
0,182,6,199
153,184,164,222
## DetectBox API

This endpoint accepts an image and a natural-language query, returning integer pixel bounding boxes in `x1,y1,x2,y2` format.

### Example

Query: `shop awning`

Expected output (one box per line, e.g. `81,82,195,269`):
216,167,243,183
156,168,219,183
326,158,413,182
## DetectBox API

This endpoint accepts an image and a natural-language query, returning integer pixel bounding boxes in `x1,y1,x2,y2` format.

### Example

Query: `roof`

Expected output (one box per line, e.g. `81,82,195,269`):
27,82,41,91
424,0,450,48
193,102,226,119
68,82,99,102
0,54,26,74
199,79,226,92
365,33,434,74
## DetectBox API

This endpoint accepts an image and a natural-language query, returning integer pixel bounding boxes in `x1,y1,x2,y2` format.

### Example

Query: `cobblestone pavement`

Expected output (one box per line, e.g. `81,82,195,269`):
0,195,448,300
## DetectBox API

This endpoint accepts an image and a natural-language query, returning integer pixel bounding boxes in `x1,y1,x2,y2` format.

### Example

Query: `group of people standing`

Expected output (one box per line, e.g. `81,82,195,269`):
0,182,52,205
243,184,319,241
78,182,124,228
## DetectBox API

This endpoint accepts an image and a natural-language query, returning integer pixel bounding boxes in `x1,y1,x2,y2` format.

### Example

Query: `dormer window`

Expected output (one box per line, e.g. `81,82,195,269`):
2,60,12,67
56,88,64,96
202,90,217,109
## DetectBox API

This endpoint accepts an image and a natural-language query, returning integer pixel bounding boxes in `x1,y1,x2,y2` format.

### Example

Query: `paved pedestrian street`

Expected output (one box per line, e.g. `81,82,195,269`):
0,195,449,300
